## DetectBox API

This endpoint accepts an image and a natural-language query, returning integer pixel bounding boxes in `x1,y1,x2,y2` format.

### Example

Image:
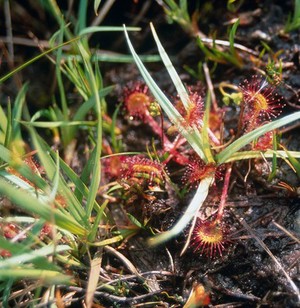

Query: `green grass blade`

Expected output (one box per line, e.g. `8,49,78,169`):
76,43,102,218
217,111,300,164
229,19,239,55
0,177,86,235
11,83,29,140
29,130,88,224
0,144,49,191
19,120,97,128
0,37,80,83
283,147,300,177
55,23,72,146
149,175,214,245
88,200,108,243
79,26,140,36
0,236,29,255
219,150,300,163
0,269,71,284
123,26,206,161
150,23,191,111
77,0,88,34
94,0,101,15
0,244,70,269
3,101,11,148
201,92,215,163
48,147,101,210
64,53,161,63
0,105,8,134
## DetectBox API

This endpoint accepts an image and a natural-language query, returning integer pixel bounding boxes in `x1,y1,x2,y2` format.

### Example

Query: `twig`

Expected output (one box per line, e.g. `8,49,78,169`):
198,36,259,56
272,220,300,244
4,0,14,62
104,245,141,278
203,62,218,112
234,212,300,302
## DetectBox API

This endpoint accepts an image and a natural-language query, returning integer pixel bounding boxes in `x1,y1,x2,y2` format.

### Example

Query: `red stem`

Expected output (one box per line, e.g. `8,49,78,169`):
216,163,232,222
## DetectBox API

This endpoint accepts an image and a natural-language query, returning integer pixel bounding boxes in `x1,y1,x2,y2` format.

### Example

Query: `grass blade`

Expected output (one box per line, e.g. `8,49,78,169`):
150,23,190,111
148,175,214,245
0,269,71,284
123,25,207,161
217,111,300,164
94,0,101,15
0,177,86,236
0,244,70,269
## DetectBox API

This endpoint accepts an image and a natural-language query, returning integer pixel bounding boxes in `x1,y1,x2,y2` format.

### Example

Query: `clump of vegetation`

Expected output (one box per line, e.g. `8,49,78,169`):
0,1,300,307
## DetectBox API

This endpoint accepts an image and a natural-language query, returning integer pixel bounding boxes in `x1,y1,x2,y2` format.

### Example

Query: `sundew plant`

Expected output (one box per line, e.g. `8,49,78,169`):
124,23,300,253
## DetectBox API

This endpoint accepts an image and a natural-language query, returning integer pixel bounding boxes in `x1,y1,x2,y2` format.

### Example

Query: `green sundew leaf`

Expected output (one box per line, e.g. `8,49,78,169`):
150,23,190,111
149,175,214,245
0,269,71,284
0,178,86,236
217,111,300,164
123,26,207,161
94,0,101,15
